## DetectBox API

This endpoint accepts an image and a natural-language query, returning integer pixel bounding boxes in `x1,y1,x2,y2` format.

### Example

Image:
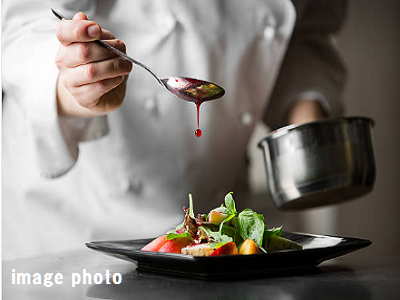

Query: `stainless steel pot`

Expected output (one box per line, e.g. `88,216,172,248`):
258,117,376,210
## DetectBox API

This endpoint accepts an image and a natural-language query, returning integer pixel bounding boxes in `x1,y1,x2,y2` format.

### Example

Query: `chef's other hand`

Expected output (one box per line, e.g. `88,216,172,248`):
287,98,326,125
55,12,132,117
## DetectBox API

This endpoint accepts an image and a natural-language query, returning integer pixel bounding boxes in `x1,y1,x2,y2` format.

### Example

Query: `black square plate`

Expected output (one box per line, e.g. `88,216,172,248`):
86,232,371,280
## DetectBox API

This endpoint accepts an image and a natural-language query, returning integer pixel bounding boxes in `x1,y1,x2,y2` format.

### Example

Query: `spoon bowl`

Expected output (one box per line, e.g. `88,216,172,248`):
161,77,225,102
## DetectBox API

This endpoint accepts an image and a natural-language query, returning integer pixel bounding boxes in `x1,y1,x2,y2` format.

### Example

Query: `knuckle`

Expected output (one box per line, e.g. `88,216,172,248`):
112,59,120,72
55,23,63,41
85,63,97,80
112,59,132,74
77,43,91,61
73,24,84,41
55,54,63,69
61,76,73,89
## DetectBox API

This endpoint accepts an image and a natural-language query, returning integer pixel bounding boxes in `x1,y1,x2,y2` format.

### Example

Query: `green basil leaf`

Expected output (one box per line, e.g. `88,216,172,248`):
237,209,265,247
231,217,244,248
264,226,283,238
208,240,231,249
220,223,236,239
198,225,233,248
165,231,192,240
218,214,235,233
224,192,237,215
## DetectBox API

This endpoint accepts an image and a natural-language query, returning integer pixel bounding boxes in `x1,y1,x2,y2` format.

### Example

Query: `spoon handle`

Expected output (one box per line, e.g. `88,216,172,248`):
94,40,164,86
51,7,165,87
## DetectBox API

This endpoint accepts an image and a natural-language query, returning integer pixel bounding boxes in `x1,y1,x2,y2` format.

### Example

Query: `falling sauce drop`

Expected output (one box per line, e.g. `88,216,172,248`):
195,128,202,137
194,101,203,138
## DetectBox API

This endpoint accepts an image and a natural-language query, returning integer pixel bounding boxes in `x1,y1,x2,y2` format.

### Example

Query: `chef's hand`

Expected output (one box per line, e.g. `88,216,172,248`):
287,98,326,125
55,12,132,117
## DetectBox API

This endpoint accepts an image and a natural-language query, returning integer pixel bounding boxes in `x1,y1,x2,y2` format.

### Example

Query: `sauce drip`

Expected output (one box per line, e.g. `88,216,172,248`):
195,128,202,138
195,102,202,138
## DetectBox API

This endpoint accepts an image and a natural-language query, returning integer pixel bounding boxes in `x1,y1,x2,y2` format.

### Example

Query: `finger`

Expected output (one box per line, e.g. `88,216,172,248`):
72,12,88,21
56,39,127,68
56,19,101,45
68,76,126,109
63,57,132,87
73,12,115,40
100,29,115,40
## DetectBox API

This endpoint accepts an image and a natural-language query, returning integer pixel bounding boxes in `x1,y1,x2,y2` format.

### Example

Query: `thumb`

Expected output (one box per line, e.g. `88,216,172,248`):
73,12,88,21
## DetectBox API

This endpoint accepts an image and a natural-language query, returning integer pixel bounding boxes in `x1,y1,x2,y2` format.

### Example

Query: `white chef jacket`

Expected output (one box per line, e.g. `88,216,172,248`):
2,0,346,259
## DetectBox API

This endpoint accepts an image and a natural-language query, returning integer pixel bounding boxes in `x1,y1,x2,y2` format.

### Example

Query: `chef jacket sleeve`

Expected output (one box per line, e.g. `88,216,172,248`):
2,0,109,178
264,0,347,130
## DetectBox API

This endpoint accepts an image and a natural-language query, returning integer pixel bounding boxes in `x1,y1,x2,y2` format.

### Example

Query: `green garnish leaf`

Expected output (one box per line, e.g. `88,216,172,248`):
224,192,237,215
199,225,233,249
237,209,265,247
220,223,236,239
208,240,231,249
165,231,192,240
218,214,235,232
216,192,238,233
264,226,283,238
165,192,290,253
188,194,195,218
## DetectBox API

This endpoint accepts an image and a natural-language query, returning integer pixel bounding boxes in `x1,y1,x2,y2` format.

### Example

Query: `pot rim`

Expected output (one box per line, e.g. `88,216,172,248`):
258,116,375,148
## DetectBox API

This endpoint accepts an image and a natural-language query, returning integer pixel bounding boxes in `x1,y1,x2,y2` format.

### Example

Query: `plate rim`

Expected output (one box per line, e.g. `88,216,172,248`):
86,231,372,263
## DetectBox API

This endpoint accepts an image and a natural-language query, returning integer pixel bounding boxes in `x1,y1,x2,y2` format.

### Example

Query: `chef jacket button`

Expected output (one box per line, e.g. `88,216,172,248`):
119,178,131,192
130,178,143,195
241,111,253,126
143,97,158,115
263,24,276,43
120,177,143,195
158,13,177,33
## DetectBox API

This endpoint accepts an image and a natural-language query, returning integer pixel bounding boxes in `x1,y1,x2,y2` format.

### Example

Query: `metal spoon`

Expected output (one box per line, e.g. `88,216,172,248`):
51,7,225,103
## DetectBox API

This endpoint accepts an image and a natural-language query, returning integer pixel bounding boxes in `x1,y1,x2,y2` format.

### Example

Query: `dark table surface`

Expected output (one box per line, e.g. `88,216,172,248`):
3,248,400,300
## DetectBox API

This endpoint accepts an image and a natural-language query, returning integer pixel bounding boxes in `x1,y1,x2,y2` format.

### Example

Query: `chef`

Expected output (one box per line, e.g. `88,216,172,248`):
2,0,346,259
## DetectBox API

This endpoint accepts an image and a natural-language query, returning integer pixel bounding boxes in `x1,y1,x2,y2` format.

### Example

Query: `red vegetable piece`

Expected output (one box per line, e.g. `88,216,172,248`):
210,241,238,256
141,235,168,252
158,237,192,254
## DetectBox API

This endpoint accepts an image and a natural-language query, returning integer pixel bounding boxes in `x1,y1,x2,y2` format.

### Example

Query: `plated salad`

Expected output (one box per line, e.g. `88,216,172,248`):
141,192,302,256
